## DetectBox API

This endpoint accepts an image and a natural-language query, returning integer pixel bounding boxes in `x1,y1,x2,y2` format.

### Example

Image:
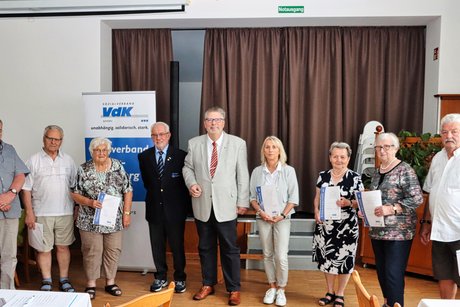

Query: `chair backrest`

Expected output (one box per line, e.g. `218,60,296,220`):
351,270,380,307
107,282,175,307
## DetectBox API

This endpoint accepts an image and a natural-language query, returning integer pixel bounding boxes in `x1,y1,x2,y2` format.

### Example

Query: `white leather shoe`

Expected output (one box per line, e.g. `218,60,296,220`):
275,289,286,306
263,288,277,304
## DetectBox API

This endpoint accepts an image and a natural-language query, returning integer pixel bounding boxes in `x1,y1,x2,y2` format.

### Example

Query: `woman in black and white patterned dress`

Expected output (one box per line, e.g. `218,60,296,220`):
312,142,364,307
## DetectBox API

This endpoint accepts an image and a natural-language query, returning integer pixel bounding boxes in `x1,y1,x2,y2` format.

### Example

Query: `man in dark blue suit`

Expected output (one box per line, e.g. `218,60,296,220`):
138,122,191,293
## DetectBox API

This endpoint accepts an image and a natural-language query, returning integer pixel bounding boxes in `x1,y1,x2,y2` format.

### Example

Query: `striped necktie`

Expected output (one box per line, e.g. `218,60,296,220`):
157,150,164,178
210,142,218,178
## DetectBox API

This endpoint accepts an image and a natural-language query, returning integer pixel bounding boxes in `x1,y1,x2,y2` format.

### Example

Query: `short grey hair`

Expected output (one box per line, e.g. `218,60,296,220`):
329,142,352,157
43,125,64,138
151,122,170,133
376,132,400,150
260,136,288,165
204,106,226,120
89,137,112,157
440,113,460,128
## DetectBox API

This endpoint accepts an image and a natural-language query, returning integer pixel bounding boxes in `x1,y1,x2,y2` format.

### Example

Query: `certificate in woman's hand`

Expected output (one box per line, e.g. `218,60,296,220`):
93,192,122,228
319,186,341,221
256,185,283,217
355,190,385,227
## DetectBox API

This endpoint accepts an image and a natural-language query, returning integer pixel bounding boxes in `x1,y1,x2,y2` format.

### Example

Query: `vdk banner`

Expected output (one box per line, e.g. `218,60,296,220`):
82,91,156,271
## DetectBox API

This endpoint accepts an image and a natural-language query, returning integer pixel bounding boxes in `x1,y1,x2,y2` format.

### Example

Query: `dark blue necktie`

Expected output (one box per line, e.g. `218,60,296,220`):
157,151,164,178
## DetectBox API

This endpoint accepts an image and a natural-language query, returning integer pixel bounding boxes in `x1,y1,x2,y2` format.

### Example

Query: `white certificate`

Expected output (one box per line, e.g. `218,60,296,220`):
355,190,385,227
93,192,121,228
256,185,283,217
28,223,46,252
319,186,341,221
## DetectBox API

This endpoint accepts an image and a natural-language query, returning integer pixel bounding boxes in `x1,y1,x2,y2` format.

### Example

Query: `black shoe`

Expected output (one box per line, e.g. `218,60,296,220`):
150,279,168,292
174,281,186,293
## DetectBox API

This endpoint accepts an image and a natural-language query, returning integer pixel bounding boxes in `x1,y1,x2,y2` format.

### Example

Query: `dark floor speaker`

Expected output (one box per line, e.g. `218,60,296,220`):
170,61,179,148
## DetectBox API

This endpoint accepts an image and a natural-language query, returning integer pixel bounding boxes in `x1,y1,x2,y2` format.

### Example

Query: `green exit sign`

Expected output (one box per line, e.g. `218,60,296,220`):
278,6,304,14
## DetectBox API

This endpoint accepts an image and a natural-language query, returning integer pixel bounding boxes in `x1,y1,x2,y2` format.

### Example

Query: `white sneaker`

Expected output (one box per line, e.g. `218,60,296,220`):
275,289,286,307
263,288,277,304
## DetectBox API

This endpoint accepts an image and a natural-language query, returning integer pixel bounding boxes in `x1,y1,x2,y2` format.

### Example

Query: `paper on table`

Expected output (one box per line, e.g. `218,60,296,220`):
93,192,121,228
28,223,46,252
355,190,385,227
319,186,341,221
0,290,82,306
255,185,283,217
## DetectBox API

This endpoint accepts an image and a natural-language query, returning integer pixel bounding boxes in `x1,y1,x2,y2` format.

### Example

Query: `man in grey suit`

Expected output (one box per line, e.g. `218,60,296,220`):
183,106,249,306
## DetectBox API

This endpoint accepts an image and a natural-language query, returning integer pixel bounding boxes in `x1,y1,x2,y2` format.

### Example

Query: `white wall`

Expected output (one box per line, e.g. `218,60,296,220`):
423,17,441,133
1,0,459,164
0,17,101,163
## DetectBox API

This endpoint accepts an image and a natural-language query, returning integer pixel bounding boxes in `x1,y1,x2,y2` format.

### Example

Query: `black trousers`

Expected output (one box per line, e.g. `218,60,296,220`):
148,210,186,282
195,209,241,292
371,239,413,307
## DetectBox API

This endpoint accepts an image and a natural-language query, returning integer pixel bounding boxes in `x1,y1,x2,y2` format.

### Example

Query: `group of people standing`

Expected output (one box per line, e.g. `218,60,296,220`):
312,114,460,307
0,122,133,300
0,110,459,307
0,106,299,307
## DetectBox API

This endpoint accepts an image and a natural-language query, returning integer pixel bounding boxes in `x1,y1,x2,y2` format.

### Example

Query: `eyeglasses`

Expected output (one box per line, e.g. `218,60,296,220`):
151,132,170,138
45,136,62,142
441,129,460,136
374,144,395,151
93,149,109,154
205,118,224,124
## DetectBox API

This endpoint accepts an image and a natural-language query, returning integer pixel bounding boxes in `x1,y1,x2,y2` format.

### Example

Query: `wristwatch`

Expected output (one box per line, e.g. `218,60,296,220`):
392,205,398,215
123,211,131,215
256,209,262,216
280,213,287,219
8,188,18,195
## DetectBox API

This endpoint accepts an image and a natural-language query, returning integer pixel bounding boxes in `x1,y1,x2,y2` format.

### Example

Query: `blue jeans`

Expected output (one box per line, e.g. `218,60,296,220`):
371,239,413,307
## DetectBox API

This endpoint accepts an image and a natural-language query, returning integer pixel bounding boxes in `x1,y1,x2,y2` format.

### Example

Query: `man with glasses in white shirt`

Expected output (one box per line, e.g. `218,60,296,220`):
421,113,460,299
0,119,29,289
22,125,77,292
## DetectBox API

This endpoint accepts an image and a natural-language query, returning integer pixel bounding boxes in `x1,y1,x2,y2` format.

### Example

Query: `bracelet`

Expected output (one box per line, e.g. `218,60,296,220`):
280,213,286,219
255,209,262,216
420,219,431,224
123,211,131,215
392,205,398,215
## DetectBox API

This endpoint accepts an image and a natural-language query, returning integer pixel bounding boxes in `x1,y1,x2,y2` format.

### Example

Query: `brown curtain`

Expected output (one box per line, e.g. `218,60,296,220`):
341,27,426,152
202,26,426,212
112,29,173,122
283,27,344,212
201,28,284,167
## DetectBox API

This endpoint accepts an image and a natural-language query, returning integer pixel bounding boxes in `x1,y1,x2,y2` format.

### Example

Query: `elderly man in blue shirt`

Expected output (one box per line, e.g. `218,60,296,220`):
0,119,29,289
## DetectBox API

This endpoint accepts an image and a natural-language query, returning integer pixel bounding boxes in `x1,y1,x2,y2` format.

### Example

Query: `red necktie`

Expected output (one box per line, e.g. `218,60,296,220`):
210,141,218,178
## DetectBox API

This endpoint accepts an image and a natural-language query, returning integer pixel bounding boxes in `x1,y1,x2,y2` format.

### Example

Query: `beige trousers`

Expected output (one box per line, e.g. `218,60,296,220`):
0,218,18,289
79,230,122,281
257,218,291,287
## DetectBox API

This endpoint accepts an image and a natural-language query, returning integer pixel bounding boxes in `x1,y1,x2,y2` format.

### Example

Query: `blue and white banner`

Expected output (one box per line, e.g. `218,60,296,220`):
83,91,156,271
82,91,155,202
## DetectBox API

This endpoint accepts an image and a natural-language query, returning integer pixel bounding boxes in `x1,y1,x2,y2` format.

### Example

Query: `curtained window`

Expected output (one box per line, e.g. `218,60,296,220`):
112,29,173,122
201,26,425,212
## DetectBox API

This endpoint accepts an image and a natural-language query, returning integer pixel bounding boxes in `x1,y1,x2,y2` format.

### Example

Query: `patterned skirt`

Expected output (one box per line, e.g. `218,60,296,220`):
312,208,359,274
